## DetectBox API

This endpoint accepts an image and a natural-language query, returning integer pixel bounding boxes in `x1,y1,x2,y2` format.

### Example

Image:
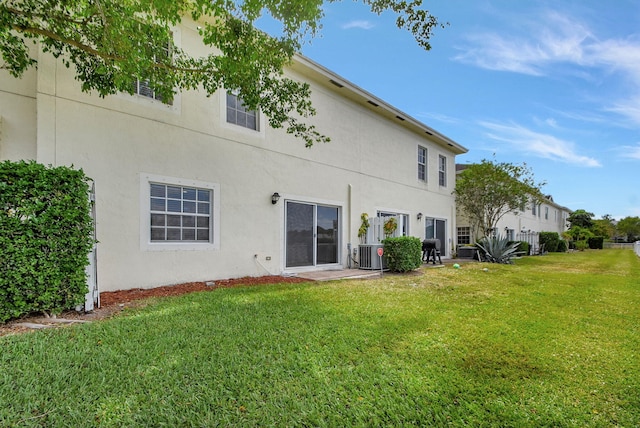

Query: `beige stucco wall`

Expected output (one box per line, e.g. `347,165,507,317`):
0,61,37,161
1,20,464,291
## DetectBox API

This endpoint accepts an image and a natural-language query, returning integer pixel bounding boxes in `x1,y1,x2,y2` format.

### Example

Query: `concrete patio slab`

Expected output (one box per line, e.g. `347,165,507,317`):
296,269,381,282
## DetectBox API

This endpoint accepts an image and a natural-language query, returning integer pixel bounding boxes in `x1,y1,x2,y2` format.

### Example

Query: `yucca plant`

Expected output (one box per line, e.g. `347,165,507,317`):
476,234,522,264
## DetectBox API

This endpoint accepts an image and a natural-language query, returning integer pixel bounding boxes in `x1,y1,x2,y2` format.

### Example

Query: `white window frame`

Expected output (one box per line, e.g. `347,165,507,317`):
140,173,220,251
134,33,172,104
125,29,181,112
438,155,447,187
220,89,266,138
280,194,345,274
457,226,471,245
418,146,427,182
225,91,259,130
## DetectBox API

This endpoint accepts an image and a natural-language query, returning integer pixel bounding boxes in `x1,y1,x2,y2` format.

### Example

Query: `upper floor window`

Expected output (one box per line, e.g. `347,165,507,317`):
226,92,258,130
132,35,173,105
532,202,537,216
544,206,549,220
132,80,171,104
418,146,427,181
438,155,447,186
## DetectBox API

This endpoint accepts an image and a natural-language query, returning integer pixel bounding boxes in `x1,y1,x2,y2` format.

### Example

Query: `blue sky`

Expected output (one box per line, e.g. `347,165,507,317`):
258,0,640,220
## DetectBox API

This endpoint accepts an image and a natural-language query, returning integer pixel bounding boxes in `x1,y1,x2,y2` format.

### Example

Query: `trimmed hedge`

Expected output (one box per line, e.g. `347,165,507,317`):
508,241,530,256
557,240,568,252
0,161,94,323
588,236,604,250
381,236,422,272
539,232,560,252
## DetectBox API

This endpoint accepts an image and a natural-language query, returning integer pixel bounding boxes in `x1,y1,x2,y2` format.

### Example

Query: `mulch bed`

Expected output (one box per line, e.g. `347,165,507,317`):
100,275,309,306
1,275,310,337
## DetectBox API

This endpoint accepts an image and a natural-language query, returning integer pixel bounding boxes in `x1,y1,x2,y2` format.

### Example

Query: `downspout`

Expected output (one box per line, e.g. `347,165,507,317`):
347,184,352,268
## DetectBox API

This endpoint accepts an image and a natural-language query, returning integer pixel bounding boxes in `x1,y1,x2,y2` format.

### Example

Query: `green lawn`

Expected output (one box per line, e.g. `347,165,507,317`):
1,250,639,427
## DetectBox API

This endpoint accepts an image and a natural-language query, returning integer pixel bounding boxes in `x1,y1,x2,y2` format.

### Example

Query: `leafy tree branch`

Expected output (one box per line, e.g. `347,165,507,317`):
1,0,445,147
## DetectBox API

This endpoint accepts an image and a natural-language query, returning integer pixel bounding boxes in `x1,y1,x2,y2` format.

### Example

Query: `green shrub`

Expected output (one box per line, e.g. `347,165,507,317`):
575,240,589,251
556,240,568,252
509,241,530,256
381,236,422,272
477,235,522,264
0,161,94,323
539,232,560,252
588,236,604,250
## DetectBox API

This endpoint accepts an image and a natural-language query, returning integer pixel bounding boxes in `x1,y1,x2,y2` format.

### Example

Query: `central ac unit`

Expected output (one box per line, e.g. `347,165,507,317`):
358,244,386,270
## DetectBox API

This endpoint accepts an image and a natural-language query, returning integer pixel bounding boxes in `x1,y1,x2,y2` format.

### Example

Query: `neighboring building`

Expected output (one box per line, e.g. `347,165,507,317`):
0,18,467,295
455,164,572,253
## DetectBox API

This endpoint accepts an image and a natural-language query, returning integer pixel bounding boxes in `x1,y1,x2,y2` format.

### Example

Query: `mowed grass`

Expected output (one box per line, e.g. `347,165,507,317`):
1,250,639,427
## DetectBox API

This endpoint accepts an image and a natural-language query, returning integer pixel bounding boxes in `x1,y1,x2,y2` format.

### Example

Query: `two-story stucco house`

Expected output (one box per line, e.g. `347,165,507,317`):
455,164,571,253
0,18,467,299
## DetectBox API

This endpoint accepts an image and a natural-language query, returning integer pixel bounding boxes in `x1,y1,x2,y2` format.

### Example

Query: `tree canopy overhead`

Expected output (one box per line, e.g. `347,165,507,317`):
1,0,445,147
454,159,546,238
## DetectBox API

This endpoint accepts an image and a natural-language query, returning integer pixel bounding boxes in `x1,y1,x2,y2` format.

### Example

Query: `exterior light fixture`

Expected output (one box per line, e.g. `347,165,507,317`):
271,192,280,205
417,212,423,220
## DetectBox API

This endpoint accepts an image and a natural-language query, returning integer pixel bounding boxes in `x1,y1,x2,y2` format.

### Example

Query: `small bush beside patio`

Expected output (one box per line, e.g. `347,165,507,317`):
382,236,422,272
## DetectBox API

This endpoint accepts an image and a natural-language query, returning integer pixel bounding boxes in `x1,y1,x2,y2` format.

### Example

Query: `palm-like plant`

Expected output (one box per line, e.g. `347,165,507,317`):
476,234,522,264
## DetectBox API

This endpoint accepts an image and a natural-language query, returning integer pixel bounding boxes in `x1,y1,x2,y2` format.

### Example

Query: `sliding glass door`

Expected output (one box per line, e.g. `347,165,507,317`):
286,201,339,268
425,218,447,256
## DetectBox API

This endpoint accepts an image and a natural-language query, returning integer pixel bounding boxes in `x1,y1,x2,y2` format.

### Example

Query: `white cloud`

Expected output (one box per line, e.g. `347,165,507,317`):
606,99,640,125
416,112,460,124
454,9,640,126
619,143,640,160
478,120,602,167
341,20,375,30
533,116,560,129
453,11,593,76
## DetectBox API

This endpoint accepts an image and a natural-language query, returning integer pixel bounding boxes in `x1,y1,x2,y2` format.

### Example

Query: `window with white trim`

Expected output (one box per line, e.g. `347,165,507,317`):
132,36,173,105
457,226,471,245
226,92,258,130
438,155,447,186
133,80,171,104
418,146,427,182
150,183,211,242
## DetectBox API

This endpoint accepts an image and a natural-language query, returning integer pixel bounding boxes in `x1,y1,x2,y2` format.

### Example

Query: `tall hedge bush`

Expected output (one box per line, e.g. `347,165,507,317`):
556,240,568,253
381,236,422,272
539,232,560,253
0,161,94,323
588,236,604,250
